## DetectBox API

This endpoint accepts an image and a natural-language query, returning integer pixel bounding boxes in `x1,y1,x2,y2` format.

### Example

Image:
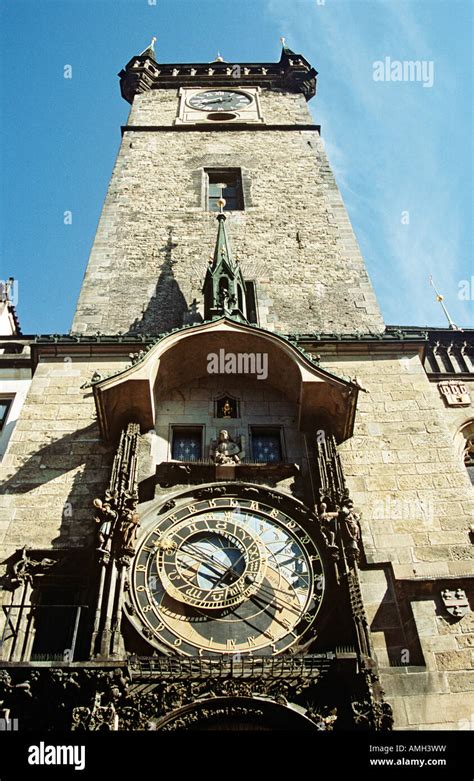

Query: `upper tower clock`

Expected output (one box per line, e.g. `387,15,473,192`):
187,90,253,112
176,87,263,124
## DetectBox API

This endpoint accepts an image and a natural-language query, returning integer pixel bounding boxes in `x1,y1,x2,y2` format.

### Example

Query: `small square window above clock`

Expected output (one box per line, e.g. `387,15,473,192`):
176,87,263,125
206,169,243,212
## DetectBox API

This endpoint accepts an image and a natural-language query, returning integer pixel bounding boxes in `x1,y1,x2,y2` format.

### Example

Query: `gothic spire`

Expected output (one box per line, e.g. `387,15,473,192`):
209,200,236,274
203,202,248,321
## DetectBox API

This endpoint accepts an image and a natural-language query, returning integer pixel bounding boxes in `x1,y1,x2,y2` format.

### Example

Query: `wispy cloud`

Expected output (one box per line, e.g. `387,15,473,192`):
266,0,473,326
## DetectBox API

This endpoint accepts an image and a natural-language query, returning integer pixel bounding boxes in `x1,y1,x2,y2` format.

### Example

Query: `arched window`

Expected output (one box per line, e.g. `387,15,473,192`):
459,421,474,485
464,435,474,485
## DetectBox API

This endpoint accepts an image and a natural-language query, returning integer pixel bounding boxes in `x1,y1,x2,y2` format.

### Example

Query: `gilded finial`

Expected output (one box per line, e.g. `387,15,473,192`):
217,197,226,213
280,36,286,46
215,51,224,62
429,275,461,331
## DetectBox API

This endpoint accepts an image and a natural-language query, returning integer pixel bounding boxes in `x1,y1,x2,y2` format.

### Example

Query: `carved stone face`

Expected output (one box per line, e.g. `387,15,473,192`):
219,429,230,442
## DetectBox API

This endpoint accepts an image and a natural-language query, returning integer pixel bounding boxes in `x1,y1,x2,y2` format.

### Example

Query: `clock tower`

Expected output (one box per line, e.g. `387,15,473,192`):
1,39,473,736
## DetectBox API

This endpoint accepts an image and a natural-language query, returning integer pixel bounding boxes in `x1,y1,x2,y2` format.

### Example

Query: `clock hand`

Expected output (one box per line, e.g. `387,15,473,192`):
177,546,230,584
182,541,248,584
210,548,248,589
178,542,243,587
175,552,223,583
182,543,305,604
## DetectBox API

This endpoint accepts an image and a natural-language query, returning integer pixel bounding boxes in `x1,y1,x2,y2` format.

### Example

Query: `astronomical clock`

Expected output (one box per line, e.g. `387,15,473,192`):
126,492,326,657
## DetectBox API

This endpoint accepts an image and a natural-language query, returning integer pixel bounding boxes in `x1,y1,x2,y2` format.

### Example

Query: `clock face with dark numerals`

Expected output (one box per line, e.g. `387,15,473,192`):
128,493,325,657
187,90,253,112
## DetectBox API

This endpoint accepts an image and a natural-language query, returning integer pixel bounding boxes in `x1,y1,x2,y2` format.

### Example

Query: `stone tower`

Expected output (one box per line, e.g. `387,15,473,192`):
0,42,473,734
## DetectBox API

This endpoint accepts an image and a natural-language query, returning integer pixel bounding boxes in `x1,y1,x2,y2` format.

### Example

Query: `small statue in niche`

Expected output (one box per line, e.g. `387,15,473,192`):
216,395,239,419
119,508,141,553
222,399,232,418
317,502,339,550
93,498,118,552
339,499,361,557
210,429,244,465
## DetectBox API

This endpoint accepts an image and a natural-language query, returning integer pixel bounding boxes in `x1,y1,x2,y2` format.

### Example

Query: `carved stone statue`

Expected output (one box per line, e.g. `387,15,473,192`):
317,502,338,549
93,498,118,552
210,429,244,465
119,509,141,553
339,499,361,557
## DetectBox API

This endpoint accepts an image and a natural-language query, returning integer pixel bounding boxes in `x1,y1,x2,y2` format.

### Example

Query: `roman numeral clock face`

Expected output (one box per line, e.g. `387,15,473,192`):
128,496,325,656
187,90,253,112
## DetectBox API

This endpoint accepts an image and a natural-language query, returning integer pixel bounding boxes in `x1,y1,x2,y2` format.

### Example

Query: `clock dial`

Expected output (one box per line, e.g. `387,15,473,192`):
187,90,252,112
129,495,325,657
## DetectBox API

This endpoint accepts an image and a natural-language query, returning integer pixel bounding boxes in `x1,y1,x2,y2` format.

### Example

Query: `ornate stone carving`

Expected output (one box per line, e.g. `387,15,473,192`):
159,499,176,513
441,588,470,619
92,422,140,559
72,694,118,731
352,698,393,731
5,547,56,589
438,380,470,406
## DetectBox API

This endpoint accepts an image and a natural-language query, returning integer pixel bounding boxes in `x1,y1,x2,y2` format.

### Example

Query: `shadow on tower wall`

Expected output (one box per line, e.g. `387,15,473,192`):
0,423,113,552
127,227,200,334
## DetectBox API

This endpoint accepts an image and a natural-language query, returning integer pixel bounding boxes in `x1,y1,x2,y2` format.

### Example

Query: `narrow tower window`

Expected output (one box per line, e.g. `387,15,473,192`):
206,169,243,212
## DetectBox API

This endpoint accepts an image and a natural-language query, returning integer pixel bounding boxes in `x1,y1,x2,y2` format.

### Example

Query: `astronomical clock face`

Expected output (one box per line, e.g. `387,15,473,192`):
129,494,325,656
187,90,253,112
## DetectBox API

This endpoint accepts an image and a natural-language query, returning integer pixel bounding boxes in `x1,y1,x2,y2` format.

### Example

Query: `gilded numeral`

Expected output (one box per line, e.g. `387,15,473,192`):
142,605,152,613
185,587,203,598
226,638,236,650
136,585,146,592
136,565,146,572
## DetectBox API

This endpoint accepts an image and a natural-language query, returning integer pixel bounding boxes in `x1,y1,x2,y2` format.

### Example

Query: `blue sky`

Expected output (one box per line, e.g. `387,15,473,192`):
0,0,472,334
